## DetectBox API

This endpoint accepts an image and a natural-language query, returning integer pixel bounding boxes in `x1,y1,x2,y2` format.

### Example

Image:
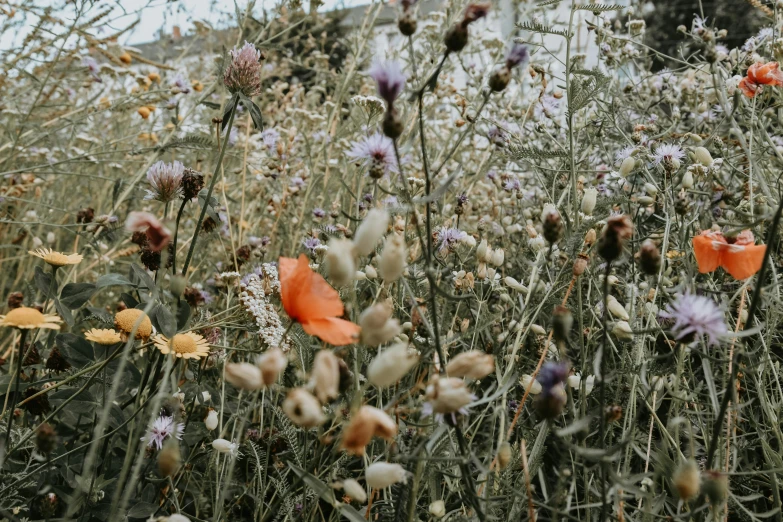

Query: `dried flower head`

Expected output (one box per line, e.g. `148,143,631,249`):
446,351,494,380
341,405,397,455
223,41,263,97
367,342,419,387
126,212,171,252
28,248,83,267
597,214,633,262
282,388,325,428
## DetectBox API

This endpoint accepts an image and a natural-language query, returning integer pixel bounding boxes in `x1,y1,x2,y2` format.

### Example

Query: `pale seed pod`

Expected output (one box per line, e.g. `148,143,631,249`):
497,442,512,469
606,295,629,320
673,460,701,500
341,478,367,503
365,462,409,489
612,320,634,341
256,347,288,387
225,363,264,390
368,342,419,388
325,238,356,287
378,233,406,282
353,209,389,256
446,351,494,379
359,302,401,346
581,187,598,215
282,388,325,428
619,156,636,177
693,146,714,167
204,409,219,431
158,439,181,477
311,350,340,403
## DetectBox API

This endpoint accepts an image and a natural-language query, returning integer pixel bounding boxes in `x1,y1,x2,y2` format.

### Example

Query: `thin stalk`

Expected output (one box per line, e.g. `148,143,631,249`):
3,329,27,458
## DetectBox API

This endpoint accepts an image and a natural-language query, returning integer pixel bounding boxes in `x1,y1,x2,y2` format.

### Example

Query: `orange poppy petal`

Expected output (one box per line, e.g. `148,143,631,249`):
739,77,758,98
693,234,722,274
301,317,361,346
279,256,308,320
279,255,346,323
721,244,766,280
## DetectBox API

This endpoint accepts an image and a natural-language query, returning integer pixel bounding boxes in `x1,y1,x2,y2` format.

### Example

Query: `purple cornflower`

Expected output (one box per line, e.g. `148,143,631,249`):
652,143,685,167
487,126,507,146
302,237,321,253
290,176,305,188
615,145,636,164
534,362,569,419
82,56,101,82
503,177,521,192
659,293,727,346
142,416,184,450
537,362,569,391
223,41,262,97
346,133,398,177
313,208,326,218
145,160,184,202
504,44,529,69
363,193,374,203
437,227,468,254
173,73,191,94
369,60,406,106
260,128,279,153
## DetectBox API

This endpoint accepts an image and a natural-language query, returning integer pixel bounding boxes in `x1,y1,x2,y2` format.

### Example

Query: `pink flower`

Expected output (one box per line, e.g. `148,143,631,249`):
126,212,171,252
369,61,406,105
223,41,262,97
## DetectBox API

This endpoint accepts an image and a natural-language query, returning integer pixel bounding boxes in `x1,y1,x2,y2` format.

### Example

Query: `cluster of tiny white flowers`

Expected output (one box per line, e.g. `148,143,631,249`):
239,272,289,351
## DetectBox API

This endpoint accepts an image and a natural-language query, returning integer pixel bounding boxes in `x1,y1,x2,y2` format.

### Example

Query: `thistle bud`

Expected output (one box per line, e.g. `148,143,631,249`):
365,462,409,489
283,388,325,428
597,214,633,262
488,65,511,92
398,11,417,36
581,188,598,215
311,350,341,403
35,423,58,455
325,238,356,287
551,305,573,343
584,228,597,246
353,209,389,256
534,362,569,419
382,108,403,139
702,470,728,505
638,239,661,275
542,205,563,244
446,351,495,379
673,460,701,500
223,42,262,97
368,342,419,388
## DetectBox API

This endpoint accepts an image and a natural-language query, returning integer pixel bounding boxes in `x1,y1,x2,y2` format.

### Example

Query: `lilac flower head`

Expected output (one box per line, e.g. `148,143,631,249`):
659,293,727,346
145,160,185,202
369,60,407,106
437,227,468,254
290,176,305,188
652,143,685,167
223,41,262,97
173,73,191,94
142,416,184,450
534,361,569,419
614,145,636,164
313,207,326,218
346,133,398,177
82,56,101,82
260,128,280,153
503,177,521,192
505,44,529,69
537,362,569,392
302,237,321,253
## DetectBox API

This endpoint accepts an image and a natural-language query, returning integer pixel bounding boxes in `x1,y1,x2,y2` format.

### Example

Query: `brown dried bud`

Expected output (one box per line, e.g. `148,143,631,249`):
181,168,205,200
597,215,633,262
444,25,469,53
573,254,589,276
488,66,511,92
542,207,563,244
398,11,417,36
234,245,252,269
604,405,622,423
497,442,512,469
7,292,24,309
673,460,701,500
158,439,181,477
76,207,94,224
22,387,51,416
382,108,403,139
24,344,41,366
584,228,597,246
45,346,71,372
140,248,162,272
35,423,58,455
638,239,661,276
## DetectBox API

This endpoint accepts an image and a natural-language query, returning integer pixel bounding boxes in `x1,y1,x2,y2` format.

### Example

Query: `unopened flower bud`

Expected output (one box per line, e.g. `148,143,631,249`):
606,295,629,320
581,188,598,215
341,478,367,502
541,205,563,244
225,362,264,390
619,156,636,177
311,350,341,403
597,214,633,262
326,238,356,287
365,462,409,489
638,239,661,275
212,438,239,455
353,209,389,256
489,65,511,92
35,423,58,455
257,347,288,386
283,388,325,428
497,442,512,469
521,374,542,394
476,239,488,261
382,108,403,139
205,409,219,431
584,228,597,246
341,405,398,455
673,460,701,500
398,11,417,36
573,254,589,276
158,439,181,477
368,342,419,387
693,146,714,167
551,305,573,342
446,351,494,379
429,500,446,518
360,302,401,346
702,470,728,505
378,233,406,282
491,248,505,267
612,320,634,341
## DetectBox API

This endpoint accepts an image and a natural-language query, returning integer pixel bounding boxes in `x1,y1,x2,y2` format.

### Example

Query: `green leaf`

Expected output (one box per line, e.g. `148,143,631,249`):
34,266,55,299
128,264,155,290
152,303,177,338
516,20,571,38
176,301,191,330
575,3,625,11
239,93,264,130
200,100,221,110
121,292,139,309
54,299,74,326
127,502,158,518
198,189,220,225
55,333,95,367
96,273,134,288
221,95,238,131
60,282,96,309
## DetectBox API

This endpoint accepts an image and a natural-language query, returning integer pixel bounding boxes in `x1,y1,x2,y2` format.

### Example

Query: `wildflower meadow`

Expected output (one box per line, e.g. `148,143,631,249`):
2,0,783,520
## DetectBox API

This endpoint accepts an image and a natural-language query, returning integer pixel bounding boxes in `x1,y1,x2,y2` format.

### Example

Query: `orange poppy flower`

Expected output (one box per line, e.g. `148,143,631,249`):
738,62,783,98
692,230,766,280
279,255,360,345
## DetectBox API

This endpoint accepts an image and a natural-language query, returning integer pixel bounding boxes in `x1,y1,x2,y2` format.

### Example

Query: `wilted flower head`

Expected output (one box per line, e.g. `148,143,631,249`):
145,160,184,202
369,60,406,106
659,293,727,346
365,462,409,489
143,416,184,450
462,2,490,25
505,44,529,69
597,214,633,262
223,41,263,97
126,211,171,251
346,133,398,178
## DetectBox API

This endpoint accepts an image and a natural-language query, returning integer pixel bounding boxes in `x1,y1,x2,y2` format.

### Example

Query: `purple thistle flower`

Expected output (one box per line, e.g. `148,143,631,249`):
437,227,468,254
346,133,398,177
313,207,326,218
302,237,321,252
142,416,184,450
290,176,305,188
537,362,569,392
505,44,529,69
82,56,101,82
503,177,521,192
651,143,685,166
145,161,184,202
659,293,727,346
260,128,279,153
369,60,407,106
223,41,262,97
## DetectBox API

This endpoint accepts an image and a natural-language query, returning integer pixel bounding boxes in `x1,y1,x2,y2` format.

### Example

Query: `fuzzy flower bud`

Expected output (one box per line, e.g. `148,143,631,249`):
225,362,264,390
212,438,239,456
638,239,661,275
205,409,219,431
283,388,325,428
341,478,367,502
341,405,398,455
325,238,356,287
365,462,409,489
256,347,288,386
597,214,633,262
581,187,598,215
446,351,494,379
693,146,714,167
311,350,341,403
368,342,419,388
353,209,389,256
612,320,634,341
223,41,262,97
145,161,184,202
424,376,474,414
359,302,401,346
618,156,636,177
378,233,406,282
429,500,446,518
673,460,701,500
541,205,563,244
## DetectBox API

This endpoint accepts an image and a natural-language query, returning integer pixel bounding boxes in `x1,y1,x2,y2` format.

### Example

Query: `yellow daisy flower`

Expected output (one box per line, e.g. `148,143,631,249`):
114,309,153,340
0,307,61,330
152,332,211,359
29,248,83,267
85,328,123,345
